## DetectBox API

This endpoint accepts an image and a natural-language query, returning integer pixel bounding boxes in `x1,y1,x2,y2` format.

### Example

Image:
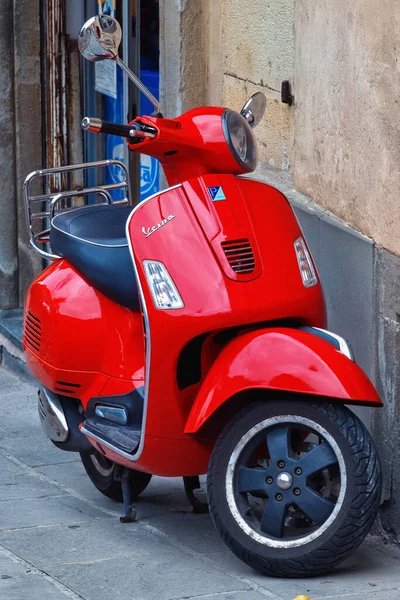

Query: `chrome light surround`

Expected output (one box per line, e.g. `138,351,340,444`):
222,109,258,172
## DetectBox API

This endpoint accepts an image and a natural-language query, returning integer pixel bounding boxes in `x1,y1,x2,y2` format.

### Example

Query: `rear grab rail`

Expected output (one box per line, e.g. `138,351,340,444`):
23,160,132,261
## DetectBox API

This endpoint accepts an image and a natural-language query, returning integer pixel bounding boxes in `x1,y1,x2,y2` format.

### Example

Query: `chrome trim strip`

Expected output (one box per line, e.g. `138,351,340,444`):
81,426,139,462
80,184,183,463
313,327,355,361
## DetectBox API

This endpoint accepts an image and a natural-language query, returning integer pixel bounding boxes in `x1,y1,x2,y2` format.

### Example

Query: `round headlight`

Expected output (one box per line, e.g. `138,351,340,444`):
222,109,258,172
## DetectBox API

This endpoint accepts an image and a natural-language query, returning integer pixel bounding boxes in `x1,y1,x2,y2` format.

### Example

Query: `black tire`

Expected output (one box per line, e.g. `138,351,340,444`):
80,451,152,502
207,400,381,578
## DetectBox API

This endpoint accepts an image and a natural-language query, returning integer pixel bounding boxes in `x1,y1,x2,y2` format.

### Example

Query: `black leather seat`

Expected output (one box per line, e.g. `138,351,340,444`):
50,204,140,311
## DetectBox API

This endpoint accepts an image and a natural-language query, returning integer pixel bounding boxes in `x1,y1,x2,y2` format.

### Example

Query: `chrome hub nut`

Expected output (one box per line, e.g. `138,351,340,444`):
276,472,293,490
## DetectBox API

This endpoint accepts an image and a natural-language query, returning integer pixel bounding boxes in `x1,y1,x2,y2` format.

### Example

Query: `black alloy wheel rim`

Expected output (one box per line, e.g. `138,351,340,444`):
229,417,343,545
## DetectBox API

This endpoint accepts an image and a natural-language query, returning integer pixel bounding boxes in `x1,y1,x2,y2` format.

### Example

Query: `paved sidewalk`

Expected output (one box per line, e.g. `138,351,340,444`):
0,366,399,600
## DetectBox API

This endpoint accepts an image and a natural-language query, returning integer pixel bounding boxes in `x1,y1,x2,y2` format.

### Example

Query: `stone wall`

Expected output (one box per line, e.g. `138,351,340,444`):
0,0,42,309
0,2,19,309
13,0,43,306
161,0,400,541
294,0,400,256
220,0,295,171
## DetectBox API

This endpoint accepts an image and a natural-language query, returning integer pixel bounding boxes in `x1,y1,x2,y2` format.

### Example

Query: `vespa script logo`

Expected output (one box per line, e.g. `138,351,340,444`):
142,214,176,238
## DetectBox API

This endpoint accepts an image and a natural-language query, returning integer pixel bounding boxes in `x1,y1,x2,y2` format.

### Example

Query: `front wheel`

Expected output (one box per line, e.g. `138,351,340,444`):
207,400,381,578
80,451,152,502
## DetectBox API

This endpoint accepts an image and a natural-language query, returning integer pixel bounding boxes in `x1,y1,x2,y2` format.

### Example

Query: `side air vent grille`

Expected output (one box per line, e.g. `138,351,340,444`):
24,311,41,353
221,238,255,274
55,381,82,396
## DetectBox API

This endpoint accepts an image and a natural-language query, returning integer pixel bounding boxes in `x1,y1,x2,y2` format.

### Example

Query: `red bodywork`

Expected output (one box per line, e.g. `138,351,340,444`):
128,108,245,185
24,260,145,403
23,107,382,477
184,328,381,435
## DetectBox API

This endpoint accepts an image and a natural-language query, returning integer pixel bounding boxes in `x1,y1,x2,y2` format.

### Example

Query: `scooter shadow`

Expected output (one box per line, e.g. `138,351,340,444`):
134,483,398,593
263,544,400,599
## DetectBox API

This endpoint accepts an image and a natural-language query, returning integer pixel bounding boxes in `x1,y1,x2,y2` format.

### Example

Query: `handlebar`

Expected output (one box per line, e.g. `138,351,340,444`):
81,117,157,139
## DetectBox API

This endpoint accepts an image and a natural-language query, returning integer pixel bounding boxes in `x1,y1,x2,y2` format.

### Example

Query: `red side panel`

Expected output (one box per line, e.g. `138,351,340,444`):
184,328,382,434
23,260,145,406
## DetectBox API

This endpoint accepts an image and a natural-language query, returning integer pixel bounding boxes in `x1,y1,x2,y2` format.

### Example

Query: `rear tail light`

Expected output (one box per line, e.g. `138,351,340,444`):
143,260,184,310
294,237,318,288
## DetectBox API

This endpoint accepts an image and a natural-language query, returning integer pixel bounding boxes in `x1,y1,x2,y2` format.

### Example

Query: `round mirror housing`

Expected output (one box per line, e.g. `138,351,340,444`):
240,92,267,128
78,15,122,62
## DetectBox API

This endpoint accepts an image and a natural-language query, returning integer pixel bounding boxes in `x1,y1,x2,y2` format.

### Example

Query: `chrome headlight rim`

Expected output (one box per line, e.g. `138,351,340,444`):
222,108,258,172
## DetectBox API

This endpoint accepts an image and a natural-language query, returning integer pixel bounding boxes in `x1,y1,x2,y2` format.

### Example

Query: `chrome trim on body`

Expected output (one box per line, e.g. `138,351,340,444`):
38,387,69,442
81,184,183,462
81,426,140,462
313,328,355,361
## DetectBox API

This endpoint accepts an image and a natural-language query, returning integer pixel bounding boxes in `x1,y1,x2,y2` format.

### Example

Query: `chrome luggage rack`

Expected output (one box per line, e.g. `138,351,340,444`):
23,160,132,261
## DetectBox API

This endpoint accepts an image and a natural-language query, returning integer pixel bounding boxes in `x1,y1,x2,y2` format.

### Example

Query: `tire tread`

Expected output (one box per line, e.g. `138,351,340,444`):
207,400,381,578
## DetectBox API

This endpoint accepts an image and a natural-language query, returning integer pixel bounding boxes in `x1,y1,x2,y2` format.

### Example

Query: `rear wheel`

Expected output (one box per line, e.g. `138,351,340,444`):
80,451,152,502
207,400,381,578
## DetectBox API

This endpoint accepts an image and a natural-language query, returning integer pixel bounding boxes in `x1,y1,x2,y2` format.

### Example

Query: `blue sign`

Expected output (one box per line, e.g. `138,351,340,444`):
98,0,115,15
141,154,159,198
140,67,160,201
208,186,226,202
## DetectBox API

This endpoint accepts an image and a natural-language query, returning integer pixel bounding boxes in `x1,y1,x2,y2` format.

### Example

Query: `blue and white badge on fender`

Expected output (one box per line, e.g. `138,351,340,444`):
208,186,226,202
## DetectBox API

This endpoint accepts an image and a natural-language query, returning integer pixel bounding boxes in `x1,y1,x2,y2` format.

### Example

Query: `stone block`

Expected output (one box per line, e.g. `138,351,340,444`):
372,248,400,533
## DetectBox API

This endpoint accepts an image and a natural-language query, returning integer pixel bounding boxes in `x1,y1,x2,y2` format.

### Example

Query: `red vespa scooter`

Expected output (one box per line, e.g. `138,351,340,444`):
22,15,382,577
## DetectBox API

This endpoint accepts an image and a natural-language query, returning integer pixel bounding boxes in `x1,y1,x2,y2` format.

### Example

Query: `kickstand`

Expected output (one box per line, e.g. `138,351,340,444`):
183,476,209,514
115,467,137,523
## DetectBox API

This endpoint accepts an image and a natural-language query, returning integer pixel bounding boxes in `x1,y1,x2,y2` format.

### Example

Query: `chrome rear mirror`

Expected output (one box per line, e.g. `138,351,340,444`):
240,92,267,128
78,15,122,61
78,15,160,114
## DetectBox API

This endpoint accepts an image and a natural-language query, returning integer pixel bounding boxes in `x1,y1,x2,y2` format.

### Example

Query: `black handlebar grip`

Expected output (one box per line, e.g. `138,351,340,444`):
81,117,138,138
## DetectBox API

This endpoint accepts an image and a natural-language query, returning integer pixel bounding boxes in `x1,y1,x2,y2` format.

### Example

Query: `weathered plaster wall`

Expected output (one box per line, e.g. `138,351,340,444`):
159,0,208,118
294,0,400,256
159,0,295,170
220,0,295,171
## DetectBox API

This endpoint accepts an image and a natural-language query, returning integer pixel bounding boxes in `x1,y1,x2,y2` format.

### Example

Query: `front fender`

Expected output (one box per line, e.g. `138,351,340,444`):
184,327,382,434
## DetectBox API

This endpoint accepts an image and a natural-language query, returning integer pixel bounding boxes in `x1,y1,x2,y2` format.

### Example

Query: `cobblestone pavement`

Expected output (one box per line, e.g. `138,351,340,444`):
0,366,399,600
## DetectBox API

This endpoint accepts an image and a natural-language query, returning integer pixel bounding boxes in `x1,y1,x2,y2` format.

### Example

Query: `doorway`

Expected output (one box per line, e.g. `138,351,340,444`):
76,0,160,203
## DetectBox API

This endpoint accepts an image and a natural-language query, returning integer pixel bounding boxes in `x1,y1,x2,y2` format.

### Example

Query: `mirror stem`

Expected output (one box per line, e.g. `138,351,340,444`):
116,57,160,114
